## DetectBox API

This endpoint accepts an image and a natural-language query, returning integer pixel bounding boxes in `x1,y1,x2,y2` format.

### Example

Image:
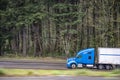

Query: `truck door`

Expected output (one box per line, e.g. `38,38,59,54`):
83,51,94,64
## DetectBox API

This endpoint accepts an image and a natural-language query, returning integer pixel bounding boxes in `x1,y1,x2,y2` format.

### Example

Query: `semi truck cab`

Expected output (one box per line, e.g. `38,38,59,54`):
67,48,95,69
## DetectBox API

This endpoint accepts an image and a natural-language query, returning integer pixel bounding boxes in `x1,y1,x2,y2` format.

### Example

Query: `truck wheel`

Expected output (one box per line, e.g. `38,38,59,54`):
71,63,77,69
98,64,104,70
105,65,111,70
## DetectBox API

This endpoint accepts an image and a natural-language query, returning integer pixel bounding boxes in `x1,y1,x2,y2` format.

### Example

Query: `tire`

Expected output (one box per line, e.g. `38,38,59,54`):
71,63,77,69
98,64,104,70
105,65,112,70
115,65,120,69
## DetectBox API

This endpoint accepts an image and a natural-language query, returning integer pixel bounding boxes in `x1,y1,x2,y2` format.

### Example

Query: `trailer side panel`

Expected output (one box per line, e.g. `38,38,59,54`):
98,48,120,65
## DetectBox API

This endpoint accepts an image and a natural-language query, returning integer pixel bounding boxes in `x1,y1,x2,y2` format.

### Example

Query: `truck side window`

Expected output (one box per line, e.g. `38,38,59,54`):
88,56,91,59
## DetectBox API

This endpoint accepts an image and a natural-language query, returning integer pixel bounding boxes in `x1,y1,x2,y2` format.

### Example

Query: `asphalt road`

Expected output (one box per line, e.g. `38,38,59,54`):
0,76,119,80
0,60,120,80
0,60,66,69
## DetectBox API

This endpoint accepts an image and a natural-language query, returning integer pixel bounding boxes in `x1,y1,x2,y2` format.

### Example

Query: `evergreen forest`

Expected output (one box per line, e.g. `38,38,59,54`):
0,0,120,57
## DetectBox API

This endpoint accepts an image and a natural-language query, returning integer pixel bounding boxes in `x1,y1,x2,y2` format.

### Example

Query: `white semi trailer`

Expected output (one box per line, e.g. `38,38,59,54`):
97,48,120,69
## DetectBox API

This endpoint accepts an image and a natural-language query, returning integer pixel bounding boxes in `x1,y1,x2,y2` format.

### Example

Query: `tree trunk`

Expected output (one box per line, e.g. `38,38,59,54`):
32,22,42,57
22,27,27,56
0,46,2,56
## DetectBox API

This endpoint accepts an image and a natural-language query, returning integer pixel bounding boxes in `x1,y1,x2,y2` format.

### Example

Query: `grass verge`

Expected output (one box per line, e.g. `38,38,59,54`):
0,68,120,77
0,57,66,63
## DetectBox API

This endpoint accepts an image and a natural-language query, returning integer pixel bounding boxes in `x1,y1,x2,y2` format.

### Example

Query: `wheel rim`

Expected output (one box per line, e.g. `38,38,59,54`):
71,64,76,69
106,65,110,70
98,65,103,70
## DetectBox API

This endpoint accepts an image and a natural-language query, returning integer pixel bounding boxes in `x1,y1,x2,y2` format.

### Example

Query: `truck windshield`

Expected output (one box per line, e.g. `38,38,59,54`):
76,55,82,58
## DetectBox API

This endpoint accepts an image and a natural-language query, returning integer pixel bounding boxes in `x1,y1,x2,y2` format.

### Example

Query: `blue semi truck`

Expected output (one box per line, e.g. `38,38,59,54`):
66,48,120,70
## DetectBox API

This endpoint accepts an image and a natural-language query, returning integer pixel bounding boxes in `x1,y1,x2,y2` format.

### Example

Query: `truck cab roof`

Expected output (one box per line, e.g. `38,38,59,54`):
76,48,94,57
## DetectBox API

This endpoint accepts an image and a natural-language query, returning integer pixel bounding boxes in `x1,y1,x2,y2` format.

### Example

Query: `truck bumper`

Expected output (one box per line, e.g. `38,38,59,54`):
66,63,71,68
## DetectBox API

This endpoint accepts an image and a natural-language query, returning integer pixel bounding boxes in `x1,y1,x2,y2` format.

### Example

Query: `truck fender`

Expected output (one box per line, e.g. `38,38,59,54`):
68,61,77,66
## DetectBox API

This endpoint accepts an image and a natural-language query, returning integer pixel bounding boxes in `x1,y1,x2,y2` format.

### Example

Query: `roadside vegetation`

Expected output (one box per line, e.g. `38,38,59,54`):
0,0,120,58
0,57,66,63
0,68,120,77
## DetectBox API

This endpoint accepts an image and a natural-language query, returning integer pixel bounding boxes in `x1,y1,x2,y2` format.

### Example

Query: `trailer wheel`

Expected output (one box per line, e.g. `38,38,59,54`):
115,65,120,69
71,63,77,69
98,64,104,70
105,65,112,70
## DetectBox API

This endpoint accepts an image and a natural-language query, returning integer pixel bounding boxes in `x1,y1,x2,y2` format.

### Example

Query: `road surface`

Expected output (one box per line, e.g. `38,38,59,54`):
0,76,119,80
0,59,66,69
0,60,119,80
